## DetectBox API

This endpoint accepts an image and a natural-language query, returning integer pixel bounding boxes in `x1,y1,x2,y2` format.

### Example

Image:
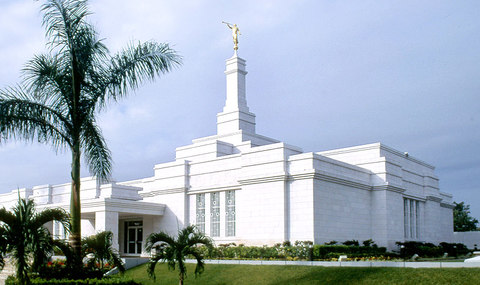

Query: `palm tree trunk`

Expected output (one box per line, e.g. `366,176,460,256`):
69,143,82,267
69,49,83,269
16,244,29,285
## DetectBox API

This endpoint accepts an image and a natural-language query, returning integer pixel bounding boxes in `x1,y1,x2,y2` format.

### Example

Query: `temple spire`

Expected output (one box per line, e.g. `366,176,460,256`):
216,54,256,135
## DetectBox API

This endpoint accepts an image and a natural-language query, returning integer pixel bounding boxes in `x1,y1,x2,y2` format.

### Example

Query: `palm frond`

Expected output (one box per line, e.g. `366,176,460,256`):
99,41,181,106
147,256,162,280
52,239,75,268
41,0,91,51
0,229,6,270
188,234,213,248
6,198,39,284
0,87,71,150
80,119,112,180
73,24,109,78
110,249,125,273
33,207,70,232
189,250,205,277
22,53,72,113
0,207,16,226
82,231,125,273
31,226,54,272
145,231,175,253
145,226,212,283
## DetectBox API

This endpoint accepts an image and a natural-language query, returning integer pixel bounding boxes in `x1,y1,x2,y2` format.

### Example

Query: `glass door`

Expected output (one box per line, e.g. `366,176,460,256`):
124,221,143,254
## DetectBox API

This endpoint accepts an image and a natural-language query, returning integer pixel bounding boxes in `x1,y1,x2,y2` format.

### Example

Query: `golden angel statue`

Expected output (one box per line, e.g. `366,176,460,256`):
223,21,241,51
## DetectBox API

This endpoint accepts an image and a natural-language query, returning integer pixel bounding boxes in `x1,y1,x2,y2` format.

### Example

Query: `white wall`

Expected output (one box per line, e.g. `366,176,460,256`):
313,179,371,244
453,231,480,249
289,179,314,242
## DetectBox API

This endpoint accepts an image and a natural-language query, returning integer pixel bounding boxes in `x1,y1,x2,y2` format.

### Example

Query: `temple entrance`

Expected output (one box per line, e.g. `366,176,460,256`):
124,221,143,255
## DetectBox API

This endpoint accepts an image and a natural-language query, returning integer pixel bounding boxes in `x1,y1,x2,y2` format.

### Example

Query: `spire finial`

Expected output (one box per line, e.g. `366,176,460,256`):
222,21,241,52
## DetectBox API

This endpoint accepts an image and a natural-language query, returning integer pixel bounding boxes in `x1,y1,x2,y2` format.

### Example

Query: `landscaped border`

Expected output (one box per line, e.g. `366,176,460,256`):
187,259,480,268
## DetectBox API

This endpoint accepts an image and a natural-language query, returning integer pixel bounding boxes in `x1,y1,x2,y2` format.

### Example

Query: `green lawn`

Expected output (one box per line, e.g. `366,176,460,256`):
123,263,480,285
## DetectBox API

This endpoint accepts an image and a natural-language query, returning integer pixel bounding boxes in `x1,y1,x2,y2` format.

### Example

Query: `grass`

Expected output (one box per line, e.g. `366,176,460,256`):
123,263,480,285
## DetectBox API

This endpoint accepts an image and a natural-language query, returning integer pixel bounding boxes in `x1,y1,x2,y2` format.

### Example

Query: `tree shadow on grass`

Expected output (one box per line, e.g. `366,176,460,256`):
268,267,409,285
270,267,480,285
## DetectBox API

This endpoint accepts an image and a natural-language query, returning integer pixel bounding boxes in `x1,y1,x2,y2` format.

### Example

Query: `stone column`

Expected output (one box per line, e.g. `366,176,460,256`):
95,211,119,250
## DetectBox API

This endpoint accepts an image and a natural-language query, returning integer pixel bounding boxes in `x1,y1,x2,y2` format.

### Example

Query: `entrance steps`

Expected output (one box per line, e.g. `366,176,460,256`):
122,257,149,269
105,257,149,276
0,258,15,285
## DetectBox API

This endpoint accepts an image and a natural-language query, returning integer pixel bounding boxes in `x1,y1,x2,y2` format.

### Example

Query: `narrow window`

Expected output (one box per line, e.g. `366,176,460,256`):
410,200,415,238
124,221,128,253
404,199,409,238
53,221,59,239
415,201,420,239
53,220,66,240
196,194,205,234
404,198,421,240
225,190,236,236
210,192,220,237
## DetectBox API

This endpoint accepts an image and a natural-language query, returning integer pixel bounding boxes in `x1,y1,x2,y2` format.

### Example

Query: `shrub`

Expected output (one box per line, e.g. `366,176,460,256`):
439,242,470,256
6,277,140,285
35,259,108,280
37,260,70,280
343,240,359,246
395,241,470,258
362,239,376,247
397,241,429,257
197,240,391,261
312,244,388,259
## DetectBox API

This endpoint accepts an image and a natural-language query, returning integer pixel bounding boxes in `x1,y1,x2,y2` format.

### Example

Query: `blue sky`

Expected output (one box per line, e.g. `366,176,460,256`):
1,0,479,219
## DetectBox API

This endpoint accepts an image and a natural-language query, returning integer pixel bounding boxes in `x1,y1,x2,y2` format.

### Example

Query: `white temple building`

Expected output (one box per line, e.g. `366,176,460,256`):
0,52,455,255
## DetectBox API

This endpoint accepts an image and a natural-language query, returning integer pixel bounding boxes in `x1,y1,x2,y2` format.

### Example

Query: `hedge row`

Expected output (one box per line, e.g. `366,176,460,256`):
313,245,388,259
196,242,390,260
6,276,140,285
396,241,470,258
198,241,470,260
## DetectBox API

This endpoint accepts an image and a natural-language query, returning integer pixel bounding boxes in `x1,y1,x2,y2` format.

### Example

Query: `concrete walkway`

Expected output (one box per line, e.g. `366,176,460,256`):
186,259,480,268
0,258,15,285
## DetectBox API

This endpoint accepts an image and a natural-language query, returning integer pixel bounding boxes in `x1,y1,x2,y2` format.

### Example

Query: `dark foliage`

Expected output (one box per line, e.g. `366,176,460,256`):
454,202,479,232
396,241,470,258
6,276,140,285
197,241,389,260
0,198,69,285
342,240,360,246
145,226,213,284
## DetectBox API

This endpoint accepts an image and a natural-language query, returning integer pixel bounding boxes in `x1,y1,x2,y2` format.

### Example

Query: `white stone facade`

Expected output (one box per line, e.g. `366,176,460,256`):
454,231,480,249
0,54,454,254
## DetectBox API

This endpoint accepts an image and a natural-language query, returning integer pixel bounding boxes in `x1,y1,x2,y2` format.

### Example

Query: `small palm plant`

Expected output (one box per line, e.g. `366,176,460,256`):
0,197,70,285
145,226,213,285
82,231,125,273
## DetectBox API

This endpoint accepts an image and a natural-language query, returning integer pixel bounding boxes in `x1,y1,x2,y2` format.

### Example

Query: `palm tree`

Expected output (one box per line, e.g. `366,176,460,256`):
82,231,125,273
0,197,70,285
0,0,181,266
145,226,213,285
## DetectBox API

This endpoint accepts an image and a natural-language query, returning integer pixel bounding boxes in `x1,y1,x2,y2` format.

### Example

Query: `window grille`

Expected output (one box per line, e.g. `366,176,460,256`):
210,192,220,237
225,190,236,236
196,194,205,233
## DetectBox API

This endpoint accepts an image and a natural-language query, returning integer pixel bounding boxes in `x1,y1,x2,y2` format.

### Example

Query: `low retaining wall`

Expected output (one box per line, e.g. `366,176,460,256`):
454,231,480,249
185,259,480,268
